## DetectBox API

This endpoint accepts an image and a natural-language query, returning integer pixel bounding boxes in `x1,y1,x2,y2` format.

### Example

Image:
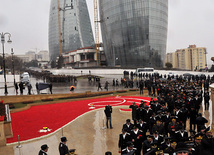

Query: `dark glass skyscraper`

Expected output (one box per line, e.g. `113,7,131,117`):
99,0,168,67
49,0,94,61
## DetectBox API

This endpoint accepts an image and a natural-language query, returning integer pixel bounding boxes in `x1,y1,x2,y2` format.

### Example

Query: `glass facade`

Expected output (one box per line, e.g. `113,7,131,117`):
99,0,168,67
49,0,94,61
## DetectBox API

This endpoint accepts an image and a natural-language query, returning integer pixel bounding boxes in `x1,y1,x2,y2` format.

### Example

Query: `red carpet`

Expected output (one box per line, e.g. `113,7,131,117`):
7,96,152,144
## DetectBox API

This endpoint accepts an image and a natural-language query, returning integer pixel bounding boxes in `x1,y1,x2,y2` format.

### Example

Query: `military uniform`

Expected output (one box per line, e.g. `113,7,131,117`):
119,131,132,152
130,128,143,155
38,144,48,155
121,142,137,155
59,137,69,155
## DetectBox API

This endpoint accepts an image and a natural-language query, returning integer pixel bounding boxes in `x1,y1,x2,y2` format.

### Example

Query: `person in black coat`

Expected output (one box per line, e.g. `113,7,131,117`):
118,129,132,153
153,131,165,148
38,144,49,155
137,119,147,141
97,81,102,91
151,102,161,114
179,105,188,129
104,105,113,129
123,119,134,134
143,135,155,155
195,113,208,133
200,127,214,154
152,120,165,136
130,126,144,155
193,94,201,113
175,127,188,143
189,107,197,131
129,102,138,122
204,92,210,110
121,142,137,155
49,83,53,94
59,137,69,155
139,80,144,95
142,106,153,132
19,81,24,95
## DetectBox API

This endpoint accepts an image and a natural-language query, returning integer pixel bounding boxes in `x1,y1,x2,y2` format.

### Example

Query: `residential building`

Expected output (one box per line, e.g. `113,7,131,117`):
16,55,30,63
25,51,36,62
49,0,94,62
99,0,168,67
165,45,207,71
37,50,50,62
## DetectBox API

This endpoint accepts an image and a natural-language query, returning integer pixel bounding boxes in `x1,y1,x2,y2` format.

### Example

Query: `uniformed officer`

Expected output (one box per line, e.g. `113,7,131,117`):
123,119,134,134
143,135,155,154
38,144,49,155
168,118,180,139
194,133,203,154
121,141,137,155
185,140,195,155
129,102,139,122
200,126,214,154
152,120,165,136
130,126,144,155
59,136,69,155
118,129,132,153
164,140,177,155
174,142,189,155
175,126,188,143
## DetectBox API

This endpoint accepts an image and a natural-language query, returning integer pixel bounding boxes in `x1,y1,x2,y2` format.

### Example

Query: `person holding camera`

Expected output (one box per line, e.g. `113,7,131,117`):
104,105,113,129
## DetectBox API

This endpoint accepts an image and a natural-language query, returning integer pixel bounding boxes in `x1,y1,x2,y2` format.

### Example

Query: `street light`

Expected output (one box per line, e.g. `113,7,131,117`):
11,48,15,85
1,32,12,95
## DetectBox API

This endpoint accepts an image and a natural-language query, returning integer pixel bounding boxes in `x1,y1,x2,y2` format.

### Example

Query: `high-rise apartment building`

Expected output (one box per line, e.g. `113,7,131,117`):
165,45,207,71
49,0,94,61
99,0,168,67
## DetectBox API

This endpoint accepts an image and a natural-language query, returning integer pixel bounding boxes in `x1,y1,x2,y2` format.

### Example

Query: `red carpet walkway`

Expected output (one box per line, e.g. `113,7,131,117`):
7,96,152,144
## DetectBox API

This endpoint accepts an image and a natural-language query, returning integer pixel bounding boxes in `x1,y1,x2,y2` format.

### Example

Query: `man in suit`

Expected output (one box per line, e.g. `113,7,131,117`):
175,127,188,143
143,135,155,155
200,126,214,154
151,101,161,114
121,142,137,155
38,144,49,155
189,106,197,131
123,119,134,134
137,119,147,141
59,136,69,155
130,126,144,155
204,92,210,110
153,131,165,148
118,129,132,153
129,102,139,122
195,113,208,133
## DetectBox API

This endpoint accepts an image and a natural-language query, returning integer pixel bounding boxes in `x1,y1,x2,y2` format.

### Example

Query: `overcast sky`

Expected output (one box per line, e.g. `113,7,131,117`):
0,0,213,65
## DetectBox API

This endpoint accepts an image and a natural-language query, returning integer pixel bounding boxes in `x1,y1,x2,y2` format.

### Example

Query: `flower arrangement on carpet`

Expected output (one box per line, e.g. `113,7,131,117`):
39,126,52,133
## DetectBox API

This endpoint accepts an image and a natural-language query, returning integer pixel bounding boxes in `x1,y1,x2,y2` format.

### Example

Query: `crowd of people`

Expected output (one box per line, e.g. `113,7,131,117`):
35,71,213,155
118,73,213,155
26,69,78,83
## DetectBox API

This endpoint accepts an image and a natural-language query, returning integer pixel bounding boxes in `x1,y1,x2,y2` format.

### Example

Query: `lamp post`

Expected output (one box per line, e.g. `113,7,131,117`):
1,32,12,95
11,48,15,85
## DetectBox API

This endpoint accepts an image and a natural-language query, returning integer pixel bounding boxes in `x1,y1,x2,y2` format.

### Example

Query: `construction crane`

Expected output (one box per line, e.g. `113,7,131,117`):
94,0,101,66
